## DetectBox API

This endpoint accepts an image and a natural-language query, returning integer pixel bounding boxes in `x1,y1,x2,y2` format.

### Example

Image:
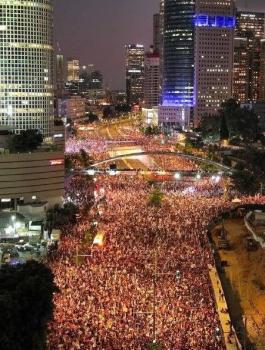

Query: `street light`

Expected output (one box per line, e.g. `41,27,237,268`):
174,172,181,180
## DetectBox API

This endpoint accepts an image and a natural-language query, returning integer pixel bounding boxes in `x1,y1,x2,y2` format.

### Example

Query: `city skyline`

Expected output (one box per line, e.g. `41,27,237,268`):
54,0,265,90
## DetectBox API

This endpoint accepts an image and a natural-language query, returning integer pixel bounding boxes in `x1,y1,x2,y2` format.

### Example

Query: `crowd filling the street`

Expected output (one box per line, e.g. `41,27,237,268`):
47,155,265,349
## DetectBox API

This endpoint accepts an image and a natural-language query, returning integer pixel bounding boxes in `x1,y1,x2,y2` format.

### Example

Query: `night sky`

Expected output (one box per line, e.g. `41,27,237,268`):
54,0,265,90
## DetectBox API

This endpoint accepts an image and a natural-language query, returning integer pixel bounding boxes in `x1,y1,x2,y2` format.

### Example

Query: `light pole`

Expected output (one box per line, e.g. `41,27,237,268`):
11,215,16,236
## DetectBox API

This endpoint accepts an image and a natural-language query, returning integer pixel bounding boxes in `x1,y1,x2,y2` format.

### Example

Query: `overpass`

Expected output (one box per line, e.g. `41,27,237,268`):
90,151,233,174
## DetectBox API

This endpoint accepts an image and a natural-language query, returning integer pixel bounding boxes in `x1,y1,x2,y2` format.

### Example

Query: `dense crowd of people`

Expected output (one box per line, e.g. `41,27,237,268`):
48,122,265,349
47,170,265,350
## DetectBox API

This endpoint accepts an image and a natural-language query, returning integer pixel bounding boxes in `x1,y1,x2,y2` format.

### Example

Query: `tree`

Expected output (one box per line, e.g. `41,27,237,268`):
79,148,91,168
9,129,43,153
219,114,229,141
46,203,78,231
232,147,265,194
232,168,257,194
0,261,58,350
103,106,115,119
146,342,164,350
86,112,99,123
148,189,164,207
199,99,259,143
199,114,220,140
220,99,259,142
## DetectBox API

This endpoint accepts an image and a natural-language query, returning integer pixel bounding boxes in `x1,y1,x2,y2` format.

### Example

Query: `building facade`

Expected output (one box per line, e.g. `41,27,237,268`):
234,11,265,103
153,14,161,54
0,0,54,137
144,48,160,108
55,54,66,99
0,151,64,209
58,96,86,122
194,0,235,125
260,39,265,101
159,0,235,129
67,58,80,82
125,44,145,105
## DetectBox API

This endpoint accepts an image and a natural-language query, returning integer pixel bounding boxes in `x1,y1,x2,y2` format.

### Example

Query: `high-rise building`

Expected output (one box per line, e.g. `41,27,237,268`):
260,39,265,101
153,14,160,54
159,0,235,129
194,1,235,125
89,70,103,90
234,11,265,103
0,0,54,137
144,47,160,108
125,44,145,105
55,54,66,98
67,58,80,82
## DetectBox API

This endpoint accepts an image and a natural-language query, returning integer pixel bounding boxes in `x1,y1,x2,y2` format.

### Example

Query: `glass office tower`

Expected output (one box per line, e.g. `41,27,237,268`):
162,0,195,107
160,0,235,129
0,0,54,137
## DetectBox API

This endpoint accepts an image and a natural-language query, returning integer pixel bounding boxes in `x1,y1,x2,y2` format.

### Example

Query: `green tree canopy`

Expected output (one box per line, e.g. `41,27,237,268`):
148,189,164,207
220,114,229,141
46,202,78,231
199,99,259,143
0,261,58,350
9,129,43,153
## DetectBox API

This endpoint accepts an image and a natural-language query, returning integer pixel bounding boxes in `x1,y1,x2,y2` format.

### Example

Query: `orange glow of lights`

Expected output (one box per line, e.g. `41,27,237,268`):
93,232,104,246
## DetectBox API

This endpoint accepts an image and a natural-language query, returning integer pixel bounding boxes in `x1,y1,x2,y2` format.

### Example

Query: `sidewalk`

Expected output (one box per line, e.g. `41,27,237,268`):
209,265,241,350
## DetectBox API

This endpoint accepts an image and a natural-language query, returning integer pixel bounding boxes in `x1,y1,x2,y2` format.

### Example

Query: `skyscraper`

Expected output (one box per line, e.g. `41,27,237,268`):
260,39,265,101
0,0,54,137
67,58,80,82
153,14,160,54
233,11,265,103
159,0,235,129
125,44,145,105
144,47,160,108
55,54,66,99
194,1,235,125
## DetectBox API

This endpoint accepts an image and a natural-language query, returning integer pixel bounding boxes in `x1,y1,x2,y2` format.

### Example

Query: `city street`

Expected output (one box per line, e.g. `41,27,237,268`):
48,120,265,349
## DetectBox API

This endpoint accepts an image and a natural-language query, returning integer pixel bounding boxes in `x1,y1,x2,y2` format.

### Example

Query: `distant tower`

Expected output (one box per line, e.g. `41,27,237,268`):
233,11,265,103
56,54,66,99
159,0,235,129
125,44,145,105
153,14,160,54
67,58,80,82
144,47,160,108
0,0,54,137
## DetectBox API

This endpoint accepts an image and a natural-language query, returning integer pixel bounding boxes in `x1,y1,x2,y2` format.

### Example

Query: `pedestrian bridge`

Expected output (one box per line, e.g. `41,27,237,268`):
90,151,233,173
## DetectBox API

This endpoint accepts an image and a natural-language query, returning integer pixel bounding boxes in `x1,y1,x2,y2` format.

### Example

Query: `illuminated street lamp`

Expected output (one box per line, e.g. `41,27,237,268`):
174,172,181,180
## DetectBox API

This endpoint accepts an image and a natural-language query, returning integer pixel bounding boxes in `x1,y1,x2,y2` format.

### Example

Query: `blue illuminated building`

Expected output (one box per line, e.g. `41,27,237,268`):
194,15,236,28
161,0,235,128
162,0,195,107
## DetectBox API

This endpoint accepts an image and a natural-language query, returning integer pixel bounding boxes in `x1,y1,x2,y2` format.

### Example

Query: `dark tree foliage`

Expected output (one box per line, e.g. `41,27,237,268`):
9,129,43,153
199,114,220,139
146,342,164,350
148,189,164,207
85,112,99,123
220,99,259,142
219,114,229,140
79,148,91,168
232,148,265,194
199,99,259,142
0,261,58,350
232,168,258,194
46,202,78,230
115,104,131,113
102,106,115,119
